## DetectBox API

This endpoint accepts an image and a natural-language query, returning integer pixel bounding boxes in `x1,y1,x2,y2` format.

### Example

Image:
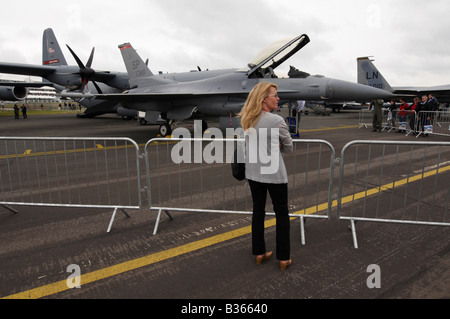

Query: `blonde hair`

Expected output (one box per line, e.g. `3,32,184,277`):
237,82,278,131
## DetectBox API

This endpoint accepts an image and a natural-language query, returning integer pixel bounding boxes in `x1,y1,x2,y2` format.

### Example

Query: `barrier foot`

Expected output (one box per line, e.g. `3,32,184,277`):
350,219,358,249
107,208,131,233
153,209,173,235
299,216,306,245
1,205,19,215
164,210,174,221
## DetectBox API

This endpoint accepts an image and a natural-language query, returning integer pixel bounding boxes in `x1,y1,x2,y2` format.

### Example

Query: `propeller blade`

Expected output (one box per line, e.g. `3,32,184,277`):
92,81,103,94
86,47,95,68
66,44,85,69
66,44,97,86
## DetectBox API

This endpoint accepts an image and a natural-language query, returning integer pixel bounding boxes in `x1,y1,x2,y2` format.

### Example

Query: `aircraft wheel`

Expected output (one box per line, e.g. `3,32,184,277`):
159,123,172,137
139,118,147,125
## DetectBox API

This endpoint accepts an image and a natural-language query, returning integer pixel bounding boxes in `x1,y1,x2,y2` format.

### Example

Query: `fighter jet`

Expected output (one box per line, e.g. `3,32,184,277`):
357,56,450,102
64,34,396,136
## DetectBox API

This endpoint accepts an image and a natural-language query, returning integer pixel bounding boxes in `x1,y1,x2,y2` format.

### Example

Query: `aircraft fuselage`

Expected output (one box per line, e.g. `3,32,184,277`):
121,70,395,117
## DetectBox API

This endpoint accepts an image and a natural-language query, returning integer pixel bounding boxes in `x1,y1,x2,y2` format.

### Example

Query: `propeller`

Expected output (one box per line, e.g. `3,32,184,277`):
66,44,103,94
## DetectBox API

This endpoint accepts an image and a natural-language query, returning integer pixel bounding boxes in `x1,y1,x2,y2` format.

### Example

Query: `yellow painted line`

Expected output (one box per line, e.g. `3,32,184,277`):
2,226,254,299
346,165,450,201
3,164,448,299
0,144,134,160
0,138,176,160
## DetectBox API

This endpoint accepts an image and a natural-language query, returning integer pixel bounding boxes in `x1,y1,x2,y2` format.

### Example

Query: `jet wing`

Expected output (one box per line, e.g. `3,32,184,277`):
91,71,119,82
247,34,310,77
62,91,240,102
0,81,54,87
393,86,450,95
391,86,450,102
0,62,56,77
62,86,301,101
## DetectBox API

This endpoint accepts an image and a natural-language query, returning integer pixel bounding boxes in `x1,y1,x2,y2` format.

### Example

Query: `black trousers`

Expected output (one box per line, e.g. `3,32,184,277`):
248,180,290,260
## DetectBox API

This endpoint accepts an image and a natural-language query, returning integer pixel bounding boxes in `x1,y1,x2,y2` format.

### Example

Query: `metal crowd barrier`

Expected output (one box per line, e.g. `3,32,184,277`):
337,140,450,248
359,109,450,138
382,109,414,133
0,137,142,232
358,109,373,128
415,110,450,138
2,135,449,249
359,108,394,130
144,137,336,244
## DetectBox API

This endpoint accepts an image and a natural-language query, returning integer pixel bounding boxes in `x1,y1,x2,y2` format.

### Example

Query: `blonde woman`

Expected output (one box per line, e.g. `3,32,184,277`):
237,82,293,270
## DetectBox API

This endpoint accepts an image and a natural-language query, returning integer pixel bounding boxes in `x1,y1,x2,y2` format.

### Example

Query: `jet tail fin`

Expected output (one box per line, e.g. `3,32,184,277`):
119,43,153,77
42,28,68,66
357,57,393,92
118,43,176,88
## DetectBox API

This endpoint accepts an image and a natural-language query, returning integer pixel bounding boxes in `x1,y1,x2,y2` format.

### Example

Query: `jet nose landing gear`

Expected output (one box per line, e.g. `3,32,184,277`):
159,123,172,137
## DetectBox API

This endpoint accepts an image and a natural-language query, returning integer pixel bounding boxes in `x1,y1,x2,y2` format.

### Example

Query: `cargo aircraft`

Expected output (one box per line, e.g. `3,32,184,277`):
0,28,129,92
0,28,136,117
64,34,396,136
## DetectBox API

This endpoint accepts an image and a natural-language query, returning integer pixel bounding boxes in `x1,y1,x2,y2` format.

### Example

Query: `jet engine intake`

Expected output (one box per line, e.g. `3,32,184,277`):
0,86,28,101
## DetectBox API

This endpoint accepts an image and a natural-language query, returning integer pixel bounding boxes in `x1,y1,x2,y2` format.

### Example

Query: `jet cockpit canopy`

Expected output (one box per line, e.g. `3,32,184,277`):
246,34,310,78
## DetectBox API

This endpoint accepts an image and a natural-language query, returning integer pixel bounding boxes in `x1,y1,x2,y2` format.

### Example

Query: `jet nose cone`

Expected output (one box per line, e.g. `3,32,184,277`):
326,79,395,102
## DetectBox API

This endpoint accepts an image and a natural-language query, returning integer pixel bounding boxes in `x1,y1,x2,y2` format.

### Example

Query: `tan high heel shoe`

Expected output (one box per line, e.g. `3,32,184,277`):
256,251,273,264
280,258,292,270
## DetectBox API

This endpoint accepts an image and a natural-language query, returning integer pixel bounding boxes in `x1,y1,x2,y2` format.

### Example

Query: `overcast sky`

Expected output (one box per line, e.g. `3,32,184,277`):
0,0,449,86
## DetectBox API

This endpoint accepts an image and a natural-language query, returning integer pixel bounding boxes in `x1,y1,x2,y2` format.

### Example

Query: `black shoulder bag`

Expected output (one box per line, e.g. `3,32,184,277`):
231,144,245,181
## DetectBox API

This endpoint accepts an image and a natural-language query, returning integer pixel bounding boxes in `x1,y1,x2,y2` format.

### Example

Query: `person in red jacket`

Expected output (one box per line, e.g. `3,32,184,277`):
406,97,419,135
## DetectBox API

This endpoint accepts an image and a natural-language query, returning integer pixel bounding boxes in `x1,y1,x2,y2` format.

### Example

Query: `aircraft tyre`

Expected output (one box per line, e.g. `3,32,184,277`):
159,123,172,137
139,118,147,125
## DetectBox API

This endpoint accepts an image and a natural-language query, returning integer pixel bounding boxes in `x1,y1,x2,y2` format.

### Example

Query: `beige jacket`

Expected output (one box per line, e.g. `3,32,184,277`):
244,111,293,184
